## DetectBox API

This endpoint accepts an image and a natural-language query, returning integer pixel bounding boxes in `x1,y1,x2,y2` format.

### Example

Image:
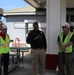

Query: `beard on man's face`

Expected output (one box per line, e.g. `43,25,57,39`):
1,29,7,34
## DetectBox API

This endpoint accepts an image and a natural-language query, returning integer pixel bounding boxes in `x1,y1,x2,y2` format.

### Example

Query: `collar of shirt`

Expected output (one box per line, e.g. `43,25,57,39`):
0,32,6,40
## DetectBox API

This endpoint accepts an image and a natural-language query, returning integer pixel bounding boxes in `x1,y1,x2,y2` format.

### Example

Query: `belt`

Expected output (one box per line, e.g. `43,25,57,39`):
32,47,44,49
59,52,72,54
2,52,9,55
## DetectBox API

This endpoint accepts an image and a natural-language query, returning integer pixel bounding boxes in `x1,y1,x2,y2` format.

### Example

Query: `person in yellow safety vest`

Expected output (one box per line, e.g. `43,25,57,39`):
0,20,3,75
0,24,10,75
57,22,74,75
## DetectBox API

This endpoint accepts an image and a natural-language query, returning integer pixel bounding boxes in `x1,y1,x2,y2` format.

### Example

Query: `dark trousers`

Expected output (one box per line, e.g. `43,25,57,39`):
1,53,9,75
58,53,72,75
0,67,1,75
0,55,1,75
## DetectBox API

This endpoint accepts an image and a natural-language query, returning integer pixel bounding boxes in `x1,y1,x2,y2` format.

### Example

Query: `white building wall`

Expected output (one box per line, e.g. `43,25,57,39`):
46,0,66,54
6,15,46,23
60,0,66,26
6,22,26,43
6,15,46,44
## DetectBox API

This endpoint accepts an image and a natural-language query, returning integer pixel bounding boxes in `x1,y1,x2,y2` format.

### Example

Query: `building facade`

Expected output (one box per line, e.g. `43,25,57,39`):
3,0,74,70
4,6,46,46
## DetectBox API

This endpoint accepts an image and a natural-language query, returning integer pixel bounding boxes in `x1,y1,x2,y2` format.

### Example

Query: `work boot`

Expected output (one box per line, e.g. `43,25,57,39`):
4,73,9,75
0,67,2,75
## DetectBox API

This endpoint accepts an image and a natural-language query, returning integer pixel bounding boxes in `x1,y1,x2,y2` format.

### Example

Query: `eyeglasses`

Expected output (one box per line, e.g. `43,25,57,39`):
0,24,2,25
62,27,68,29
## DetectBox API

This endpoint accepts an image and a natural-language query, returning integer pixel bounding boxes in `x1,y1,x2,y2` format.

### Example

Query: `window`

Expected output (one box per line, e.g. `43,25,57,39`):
71,15,74,22
14,23,25,29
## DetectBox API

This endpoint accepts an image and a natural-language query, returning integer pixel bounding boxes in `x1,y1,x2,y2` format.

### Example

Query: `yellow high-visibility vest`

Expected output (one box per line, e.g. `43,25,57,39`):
58,31,73,53
0,34,10,54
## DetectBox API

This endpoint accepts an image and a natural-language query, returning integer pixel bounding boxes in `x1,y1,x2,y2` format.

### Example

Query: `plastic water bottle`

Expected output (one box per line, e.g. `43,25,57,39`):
56,65,59,72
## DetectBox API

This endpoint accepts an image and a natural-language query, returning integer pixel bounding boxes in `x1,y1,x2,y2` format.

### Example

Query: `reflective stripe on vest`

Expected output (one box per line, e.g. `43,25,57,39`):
58,31,73,53
0,35,10,54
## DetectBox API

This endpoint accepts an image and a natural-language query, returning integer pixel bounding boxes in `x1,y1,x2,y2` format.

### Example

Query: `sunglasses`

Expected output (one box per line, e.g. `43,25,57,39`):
62,26,68,29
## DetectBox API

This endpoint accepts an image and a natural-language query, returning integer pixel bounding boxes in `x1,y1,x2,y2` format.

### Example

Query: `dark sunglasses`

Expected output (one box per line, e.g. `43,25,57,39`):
62,26,68,29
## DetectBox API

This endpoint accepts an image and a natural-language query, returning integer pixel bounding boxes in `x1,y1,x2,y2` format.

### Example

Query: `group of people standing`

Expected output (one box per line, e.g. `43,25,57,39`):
27,21,74,75
0,20,74,75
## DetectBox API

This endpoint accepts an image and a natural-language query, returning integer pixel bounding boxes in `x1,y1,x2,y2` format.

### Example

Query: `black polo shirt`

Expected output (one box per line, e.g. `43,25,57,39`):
26,29,47,50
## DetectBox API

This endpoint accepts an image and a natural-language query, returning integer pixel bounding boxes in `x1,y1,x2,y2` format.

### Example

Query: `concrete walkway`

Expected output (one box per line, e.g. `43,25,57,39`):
9,53,57,75
9,59,57,75
9,52,74,75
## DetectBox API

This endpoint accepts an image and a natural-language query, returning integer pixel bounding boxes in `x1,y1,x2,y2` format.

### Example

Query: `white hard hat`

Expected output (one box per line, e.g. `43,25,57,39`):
0,20,3,25
62,22,70,28
0,20,3,29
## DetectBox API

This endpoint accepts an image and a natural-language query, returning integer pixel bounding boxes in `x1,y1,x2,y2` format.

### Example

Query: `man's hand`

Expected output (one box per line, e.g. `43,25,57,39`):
34,34,42,40
60,45,66,52
58,42,66,52
2,43,9,47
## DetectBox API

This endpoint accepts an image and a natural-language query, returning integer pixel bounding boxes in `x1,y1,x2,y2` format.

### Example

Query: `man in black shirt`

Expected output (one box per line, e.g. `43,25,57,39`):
26,22,47,75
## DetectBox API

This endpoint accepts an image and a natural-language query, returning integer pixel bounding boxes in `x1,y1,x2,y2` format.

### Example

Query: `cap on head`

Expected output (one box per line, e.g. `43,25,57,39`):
62,22,70,28
0,20,3,30
0,20,3,25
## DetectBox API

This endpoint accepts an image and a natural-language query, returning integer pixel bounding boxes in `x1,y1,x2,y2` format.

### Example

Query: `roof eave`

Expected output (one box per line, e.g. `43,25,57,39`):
24,0,41,8
3,12,36,16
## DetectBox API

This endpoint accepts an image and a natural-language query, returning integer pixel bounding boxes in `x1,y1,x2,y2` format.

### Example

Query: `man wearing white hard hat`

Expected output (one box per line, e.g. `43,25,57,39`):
57,22,74,75
0,24,10,75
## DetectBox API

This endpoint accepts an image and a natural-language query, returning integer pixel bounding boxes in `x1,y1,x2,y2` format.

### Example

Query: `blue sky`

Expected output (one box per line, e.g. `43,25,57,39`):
0,0,29,23
0,0,29,10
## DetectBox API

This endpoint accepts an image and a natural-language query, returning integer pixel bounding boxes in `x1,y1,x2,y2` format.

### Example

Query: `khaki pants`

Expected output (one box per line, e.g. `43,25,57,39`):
31,48,46,75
